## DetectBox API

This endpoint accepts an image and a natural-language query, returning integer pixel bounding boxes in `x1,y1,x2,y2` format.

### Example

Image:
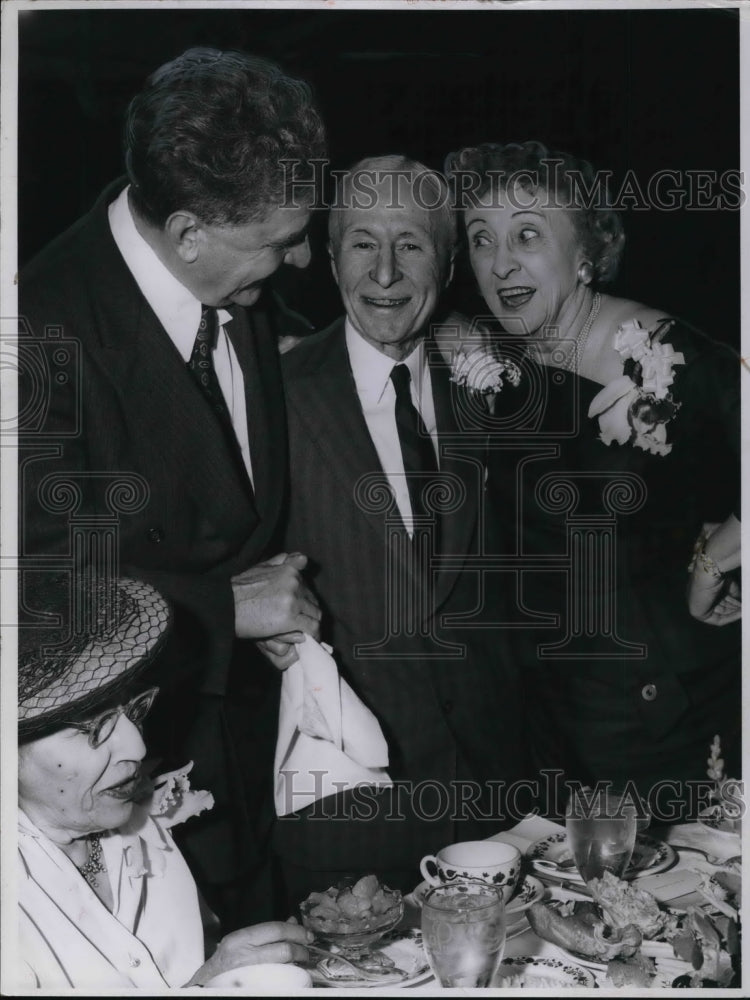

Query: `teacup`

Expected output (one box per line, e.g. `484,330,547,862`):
419,840,521,903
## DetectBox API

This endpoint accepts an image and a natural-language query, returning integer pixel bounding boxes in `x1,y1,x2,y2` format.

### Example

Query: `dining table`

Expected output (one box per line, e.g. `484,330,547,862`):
303,811,741,990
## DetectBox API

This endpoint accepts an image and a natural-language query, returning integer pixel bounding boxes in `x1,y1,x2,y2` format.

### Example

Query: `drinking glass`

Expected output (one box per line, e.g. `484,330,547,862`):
566,788,637,883
421,883,505,988
609,787,651,833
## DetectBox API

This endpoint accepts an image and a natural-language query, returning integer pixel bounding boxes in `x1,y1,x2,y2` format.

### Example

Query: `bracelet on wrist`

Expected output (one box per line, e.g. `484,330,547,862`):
688,538,724,579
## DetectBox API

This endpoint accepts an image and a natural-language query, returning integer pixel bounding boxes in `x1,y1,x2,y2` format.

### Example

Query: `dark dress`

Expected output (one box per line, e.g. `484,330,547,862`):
487,318,741,821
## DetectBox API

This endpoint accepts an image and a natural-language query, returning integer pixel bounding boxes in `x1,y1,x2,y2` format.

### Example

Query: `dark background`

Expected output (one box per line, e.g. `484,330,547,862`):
17,6,741,343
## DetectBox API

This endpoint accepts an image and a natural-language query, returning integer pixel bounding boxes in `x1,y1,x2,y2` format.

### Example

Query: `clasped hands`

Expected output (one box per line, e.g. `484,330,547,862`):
232,552,321,670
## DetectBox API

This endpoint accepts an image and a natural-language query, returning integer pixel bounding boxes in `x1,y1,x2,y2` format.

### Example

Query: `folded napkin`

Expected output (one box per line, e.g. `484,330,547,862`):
274,635,392,817
487,814,564,853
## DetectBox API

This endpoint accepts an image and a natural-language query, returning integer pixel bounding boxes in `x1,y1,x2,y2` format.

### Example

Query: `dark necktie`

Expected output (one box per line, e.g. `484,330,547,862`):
187,306,253,494
390,363,439,533
187,307,231,425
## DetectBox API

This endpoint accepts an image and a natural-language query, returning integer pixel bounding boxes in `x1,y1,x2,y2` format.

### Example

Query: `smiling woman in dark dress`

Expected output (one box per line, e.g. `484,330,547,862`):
445,142,741,819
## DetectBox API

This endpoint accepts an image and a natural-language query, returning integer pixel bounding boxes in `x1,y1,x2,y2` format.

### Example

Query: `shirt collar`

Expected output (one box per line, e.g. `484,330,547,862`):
108,186,231,359
345,319,427,404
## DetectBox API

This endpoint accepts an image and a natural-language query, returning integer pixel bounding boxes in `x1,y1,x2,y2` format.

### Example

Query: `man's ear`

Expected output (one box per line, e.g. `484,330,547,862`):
165,211,201,263
328,242,340,286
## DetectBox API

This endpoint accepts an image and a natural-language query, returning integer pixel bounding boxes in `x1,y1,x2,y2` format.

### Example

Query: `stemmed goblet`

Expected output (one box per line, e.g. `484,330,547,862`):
566,787,638,883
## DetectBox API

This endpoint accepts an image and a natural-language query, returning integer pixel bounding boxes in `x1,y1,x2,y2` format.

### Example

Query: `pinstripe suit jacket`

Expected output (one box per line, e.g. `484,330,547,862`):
275,319,528,880
18,180,309,895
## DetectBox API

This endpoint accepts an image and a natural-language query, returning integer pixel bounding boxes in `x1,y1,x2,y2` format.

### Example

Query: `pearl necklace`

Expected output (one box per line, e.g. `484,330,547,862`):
561,291,601,374
76,833,107,888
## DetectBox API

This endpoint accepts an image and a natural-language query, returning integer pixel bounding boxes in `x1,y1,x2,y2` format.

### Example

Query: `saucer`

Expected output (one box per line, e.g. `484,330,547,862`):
306,927,431,988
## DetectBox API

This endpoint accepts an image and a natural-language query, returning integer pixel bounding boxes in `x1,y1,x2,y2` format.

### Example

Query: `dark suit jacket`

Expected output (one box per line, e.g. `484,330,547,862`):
274,319,529,886
18,180,309,896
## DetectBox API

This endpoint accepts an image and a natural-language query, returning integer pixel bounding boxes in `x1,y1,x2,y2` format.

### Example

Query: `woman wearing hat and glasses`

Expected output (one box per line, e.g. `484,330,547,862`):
17,575,311,989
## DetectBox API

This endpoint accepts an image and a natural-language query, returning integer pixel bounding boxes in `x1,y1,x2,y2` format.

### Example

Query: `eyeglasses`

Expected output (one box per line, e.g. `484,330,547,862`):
64,687,159,748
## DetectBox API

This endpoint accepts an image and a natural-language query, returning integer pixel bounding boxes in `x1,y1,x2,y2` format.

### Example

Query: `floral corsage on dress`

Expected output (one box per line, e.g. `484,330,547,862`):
588,318,685,456
449,344,522,395
120,762,214,878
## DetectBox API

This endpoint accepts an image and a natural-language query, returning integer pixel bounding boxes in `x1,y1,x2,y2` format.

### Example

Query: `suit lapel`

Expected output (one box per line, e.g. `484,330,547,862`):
84,189,259,542
427,340,483,610
285,324,481,615
225,301,286,529
285,321,398,545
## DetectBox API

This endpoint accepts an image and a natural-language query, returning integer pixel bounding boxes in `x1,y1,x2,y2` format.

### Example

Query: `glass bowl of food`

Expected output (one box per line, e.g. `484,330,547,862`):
300,875,404,958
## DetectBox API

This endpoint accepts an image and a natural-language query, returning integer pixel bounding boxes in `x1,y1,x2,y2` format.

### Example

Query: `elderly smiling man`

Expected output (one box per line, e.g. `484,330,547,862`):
273,155,531,906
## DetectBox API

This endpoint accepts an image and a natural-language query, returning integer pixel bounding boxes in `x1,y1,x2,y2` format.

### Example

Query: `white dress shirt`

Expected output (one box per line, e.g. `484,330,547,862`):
108,186,254,485
345,320,438,534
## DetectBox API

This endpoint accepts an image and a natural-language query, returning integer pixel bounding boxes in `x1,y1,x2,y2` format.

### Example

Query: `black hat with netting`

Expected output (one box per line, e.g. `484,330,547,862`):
18,574,172,741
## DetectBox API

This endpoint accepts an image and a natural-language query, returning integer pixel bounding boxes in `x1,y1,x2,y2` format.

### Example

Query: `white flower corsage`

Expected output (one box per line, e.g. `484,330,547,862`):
144,761,215,828
588,318,684,456
121,763,214,879
450,345,522,395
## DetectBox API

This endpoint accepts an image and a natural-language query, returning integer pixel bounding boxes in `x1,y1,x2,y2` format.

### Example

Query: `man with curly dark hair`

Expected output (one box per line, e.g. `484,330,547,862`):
19,48,326,928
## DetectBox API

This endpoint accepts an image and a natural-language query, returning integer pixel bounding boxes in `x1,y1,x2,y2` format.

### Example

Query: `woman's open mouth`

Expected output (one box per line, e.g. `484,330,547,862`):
497,287,535,308
102,771,141,800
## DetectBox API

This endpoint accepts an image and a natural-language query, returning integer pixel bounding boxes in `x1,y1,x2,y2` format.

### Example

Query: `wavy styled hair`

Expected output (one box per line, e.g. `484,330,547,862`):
445,141,625,283
125,47,326,227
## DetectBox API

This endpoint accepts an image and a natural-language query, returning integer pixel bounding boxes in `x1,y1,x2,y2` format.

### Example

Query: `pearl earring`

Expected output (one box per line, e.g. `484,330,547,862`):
577,260,594,285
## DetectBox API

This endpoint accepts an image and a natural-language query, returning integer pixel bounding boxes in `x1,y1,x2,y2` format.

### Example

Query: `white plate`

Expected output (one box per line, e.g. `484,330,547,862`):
204,963,313,989
408,873,545,916
506,914,532,940
306,926,431,988
527,831,676,882
494,955,596,988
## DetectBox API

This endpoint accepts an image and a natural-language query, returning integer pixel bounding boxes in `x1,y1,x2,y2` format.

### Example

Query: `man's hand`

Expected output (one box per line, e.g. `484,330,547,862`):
687,515,741,626
186,920,312,986
232,552,321,641
256,636,303,671
687,569,741,626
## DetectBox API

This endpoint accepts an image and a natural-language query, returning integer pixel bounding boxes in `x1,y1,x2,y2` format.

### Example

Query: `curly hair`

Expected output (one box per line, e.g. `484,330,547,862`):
444,141,625,284
125,47,326,227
